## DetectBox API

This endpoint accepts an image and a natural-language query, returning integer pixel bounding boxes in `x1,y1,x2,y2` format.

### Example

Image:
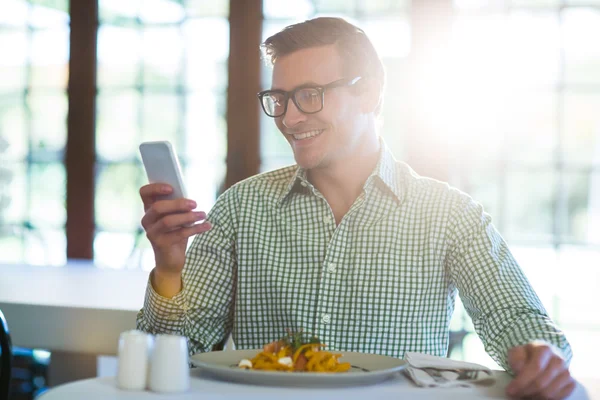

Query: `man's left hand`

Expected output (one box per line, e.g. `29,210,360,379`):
506,341,575,399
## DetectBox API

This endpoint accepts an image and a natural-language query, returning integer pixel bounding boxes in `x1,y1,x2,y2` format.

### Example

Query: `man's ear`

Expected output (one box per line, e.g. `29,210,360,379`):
358,79,382,114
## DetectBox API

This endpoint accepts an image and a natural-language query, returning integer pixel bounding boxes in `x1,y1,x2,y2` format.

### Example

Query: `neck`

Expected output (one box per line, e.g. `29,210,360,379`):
308,132,381,212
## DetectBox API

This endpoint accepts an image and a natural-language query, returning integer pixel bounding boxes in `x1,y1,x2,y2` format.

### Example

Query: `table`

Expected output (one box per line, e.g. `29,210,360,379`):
0,261,148,355
0,261,150,384
34,370,592,400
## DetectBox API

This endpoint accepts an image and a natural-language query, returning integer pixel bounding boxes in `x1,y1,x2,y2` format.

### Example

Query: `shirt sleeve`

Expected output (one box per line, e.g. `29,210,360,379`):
446,195,572,373
136,186,239,355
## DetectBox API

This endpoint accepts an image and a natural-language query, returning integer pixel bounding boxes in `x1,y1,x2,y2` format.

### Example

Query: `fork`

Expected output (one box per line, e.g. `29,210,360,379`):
422,368,480,382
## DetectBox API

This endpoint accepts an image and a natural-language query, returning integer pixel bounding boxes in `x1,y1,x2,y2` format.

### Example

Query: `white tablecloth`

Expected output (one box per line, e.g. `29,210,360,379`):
36,370,592,400
0,262,148,354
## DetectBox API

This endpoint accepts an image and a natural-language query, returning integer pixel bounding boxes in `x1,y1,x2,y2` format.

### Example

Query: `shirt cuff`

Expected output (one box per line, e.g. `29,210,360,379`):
139,271,189,333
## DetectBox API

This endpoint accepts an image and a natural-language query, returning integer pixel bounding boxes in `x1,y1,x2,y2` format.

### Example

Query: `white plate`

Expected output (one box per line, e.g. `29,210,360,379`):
190,349,408,388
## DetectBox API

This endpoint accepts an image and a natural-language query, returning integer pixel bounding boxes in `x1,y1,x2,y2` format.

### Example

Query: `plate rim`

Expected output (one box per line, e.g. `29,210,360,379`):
190,349,408,382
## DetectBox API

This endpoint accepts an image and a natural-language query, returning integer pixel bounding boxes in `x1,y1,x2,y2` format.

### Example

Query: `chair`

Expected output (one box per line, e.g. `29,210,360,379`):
0,309,12,400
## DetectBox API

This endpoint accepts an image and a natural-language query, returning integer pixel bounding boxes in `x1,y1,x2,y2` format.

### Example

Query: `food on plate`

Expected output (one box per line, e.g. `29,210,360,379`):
237,331,351,373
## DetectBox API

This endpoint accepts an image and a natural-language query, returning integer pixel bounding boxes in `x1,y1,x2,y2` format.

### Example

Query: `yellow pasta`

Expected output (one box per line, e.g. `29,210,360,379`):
238,332,352,373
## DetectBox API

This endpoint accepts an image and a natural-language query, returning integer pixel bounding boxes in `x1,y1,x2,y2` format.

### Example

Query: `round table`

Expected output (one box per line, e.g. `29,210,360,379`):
33,369,591,400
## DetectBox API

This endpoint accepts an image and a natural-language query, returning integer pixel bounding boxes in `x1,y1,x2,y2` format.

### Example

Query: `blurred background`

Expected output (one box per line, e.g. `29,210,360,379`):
0,0,599,391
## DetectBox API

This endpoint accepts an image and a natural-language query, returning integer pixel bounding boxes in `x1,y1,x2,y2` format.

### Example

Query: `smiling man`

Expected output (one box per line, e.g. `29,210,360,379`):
137,17,575,400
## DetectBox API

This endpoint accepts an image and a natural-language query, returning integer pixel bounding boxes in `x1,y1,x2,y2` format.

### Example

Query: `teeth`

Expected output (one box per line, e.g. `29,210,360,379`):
292,129,323,140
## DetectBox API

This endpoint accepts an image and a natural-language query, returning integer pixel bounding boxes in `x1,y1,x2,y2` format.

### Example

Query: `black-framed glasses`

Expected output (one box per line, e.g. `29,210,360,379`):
257,76,362,118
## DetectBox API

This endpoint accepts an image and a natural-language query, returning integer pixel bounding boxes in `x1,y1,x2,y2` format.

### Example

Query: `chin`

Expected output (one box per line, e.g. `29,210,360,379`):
294,155,328,171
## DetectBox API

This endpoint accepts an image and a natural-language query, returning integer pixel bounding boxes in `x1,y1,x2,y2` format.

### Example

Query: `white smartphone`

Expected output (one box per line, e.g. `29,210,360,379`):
139,140,187,201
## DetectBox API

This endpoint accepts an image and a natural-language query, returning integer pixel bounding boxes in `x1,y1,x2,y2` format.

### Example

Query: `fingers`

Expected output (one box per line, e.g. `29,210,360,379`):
145,210,207,237
507,343,573,400
507,344,552,396
533,370,576,400
140,183,172,210
141,198,198,228
148,220,212,248
551,379,576,400
508,345,527,374
520,357,564,397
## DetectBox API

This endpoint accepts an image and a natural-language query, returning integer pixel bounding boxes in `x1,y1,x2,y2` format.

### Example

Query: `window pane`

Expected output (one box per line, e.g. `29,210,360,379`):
184,0,229,17
184,92,227,162
589,171,600,244
563,92,600,166
563,8,600,85
96,90,140,161
0,0,29,27
314,0,357,14
363,0,411,14
0,30,28,90
24,227,67,265
2,163,26,224
556,247,600,325
141,27,183,87
560,170,598,245
30,27,70,87
95,163,145,232
511,246,559,316
453,0,508,11
94,231,137,269
30,162,66,227
0,96,27,159
183,18,229,89
506,169,556,242
141,93,180,143
264,0,314,18
0,1,69,265
459,164,502,229
565,0,600,4
97,25,141,86
139,0,185,24
509,0,561,8
502,91,558,165
28,91,68,158
506,11,559,86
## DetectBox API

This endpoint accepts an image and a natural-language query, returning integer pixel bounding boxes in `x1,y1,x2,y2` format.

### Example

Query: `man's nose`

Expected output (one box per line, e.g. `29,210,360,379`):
282,98,307,128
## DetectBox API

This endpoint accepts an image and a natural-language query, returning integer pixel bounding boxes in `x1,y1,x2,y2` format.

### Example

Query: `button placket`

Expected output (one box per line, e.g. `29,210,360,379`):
326,262,337,273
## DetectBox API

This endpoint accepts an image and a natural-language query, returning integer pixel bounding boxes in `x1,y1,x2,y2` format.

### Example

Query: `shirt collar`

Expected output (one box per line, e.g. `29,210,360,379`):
277,136,405,205
366,137,404,204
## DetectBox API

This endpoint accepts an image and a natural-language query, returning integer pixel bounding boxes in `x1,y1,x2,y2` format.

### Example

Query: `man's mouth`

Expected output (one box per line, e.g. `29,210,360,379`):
291,129,325,141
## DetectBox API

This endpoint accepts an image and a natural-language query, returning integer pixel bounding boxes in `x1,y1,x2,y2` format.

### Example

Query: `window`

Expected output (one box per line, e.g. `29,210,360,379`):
94,0,229,269
443,0,600,377
0,0,70,265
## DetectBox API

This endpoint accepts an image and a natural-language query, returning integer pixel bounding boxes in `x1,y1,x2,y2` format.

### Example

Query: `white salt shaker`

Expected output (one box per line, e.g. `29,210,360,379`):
148,334,190,393
116,330,154,390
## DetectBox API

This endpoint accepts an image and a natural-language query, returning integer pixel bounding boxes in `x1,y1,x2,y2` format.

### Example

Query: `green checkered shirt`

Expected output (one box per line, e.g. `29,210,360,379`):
137,141,572,371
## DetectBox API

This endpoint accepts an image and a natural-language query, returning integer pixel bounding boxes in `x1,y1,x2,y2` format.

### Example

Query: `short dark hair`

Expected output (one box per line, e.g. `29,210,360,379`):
261,17,385,114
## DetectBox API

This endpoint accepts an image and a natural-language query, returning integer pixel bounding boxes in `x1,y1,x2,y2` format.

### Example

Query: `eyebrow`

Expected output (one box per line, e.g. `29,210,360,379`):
269,81,321,91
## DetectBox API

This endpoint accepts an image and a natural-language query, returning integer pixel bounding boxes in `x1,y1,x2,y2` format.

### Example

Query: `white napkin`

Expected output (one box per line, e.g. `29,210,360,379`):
404,352,496,388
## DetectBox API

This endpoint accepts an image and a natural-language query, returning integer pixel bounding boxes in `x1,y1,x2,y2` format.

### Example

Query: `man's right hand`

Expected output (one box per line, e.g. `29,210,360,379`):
139,183,212,297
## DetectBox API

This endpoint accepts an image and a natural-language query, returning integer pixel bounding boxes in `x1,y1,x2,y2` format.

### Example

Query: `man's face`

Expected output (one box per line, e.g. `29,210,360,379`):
271,45,368,171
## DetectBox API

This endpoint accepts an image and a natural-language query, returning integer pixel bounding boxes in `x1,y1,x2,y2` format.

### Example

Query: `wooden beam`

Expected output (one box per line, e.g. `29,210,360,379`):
225,0,263,189
66,0,98,259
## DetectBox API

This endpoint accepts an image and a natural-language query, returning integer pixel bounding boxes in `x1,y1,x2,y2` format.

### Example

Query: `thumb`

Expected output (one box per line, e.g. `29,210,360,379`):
508,345,528,374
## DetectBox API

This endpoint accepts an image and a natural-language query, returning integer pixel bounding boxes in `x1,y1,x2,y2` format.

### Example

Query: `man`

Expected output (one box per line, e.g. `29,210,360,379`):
137,17,575,399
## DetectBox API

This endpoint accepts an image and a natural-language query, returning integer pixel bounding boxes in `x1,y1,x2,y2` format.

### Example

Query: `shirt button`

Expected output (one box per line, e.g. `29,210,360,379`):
321,314,331,323
300,181,307,187
323,215,332,224
326,263,337,273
